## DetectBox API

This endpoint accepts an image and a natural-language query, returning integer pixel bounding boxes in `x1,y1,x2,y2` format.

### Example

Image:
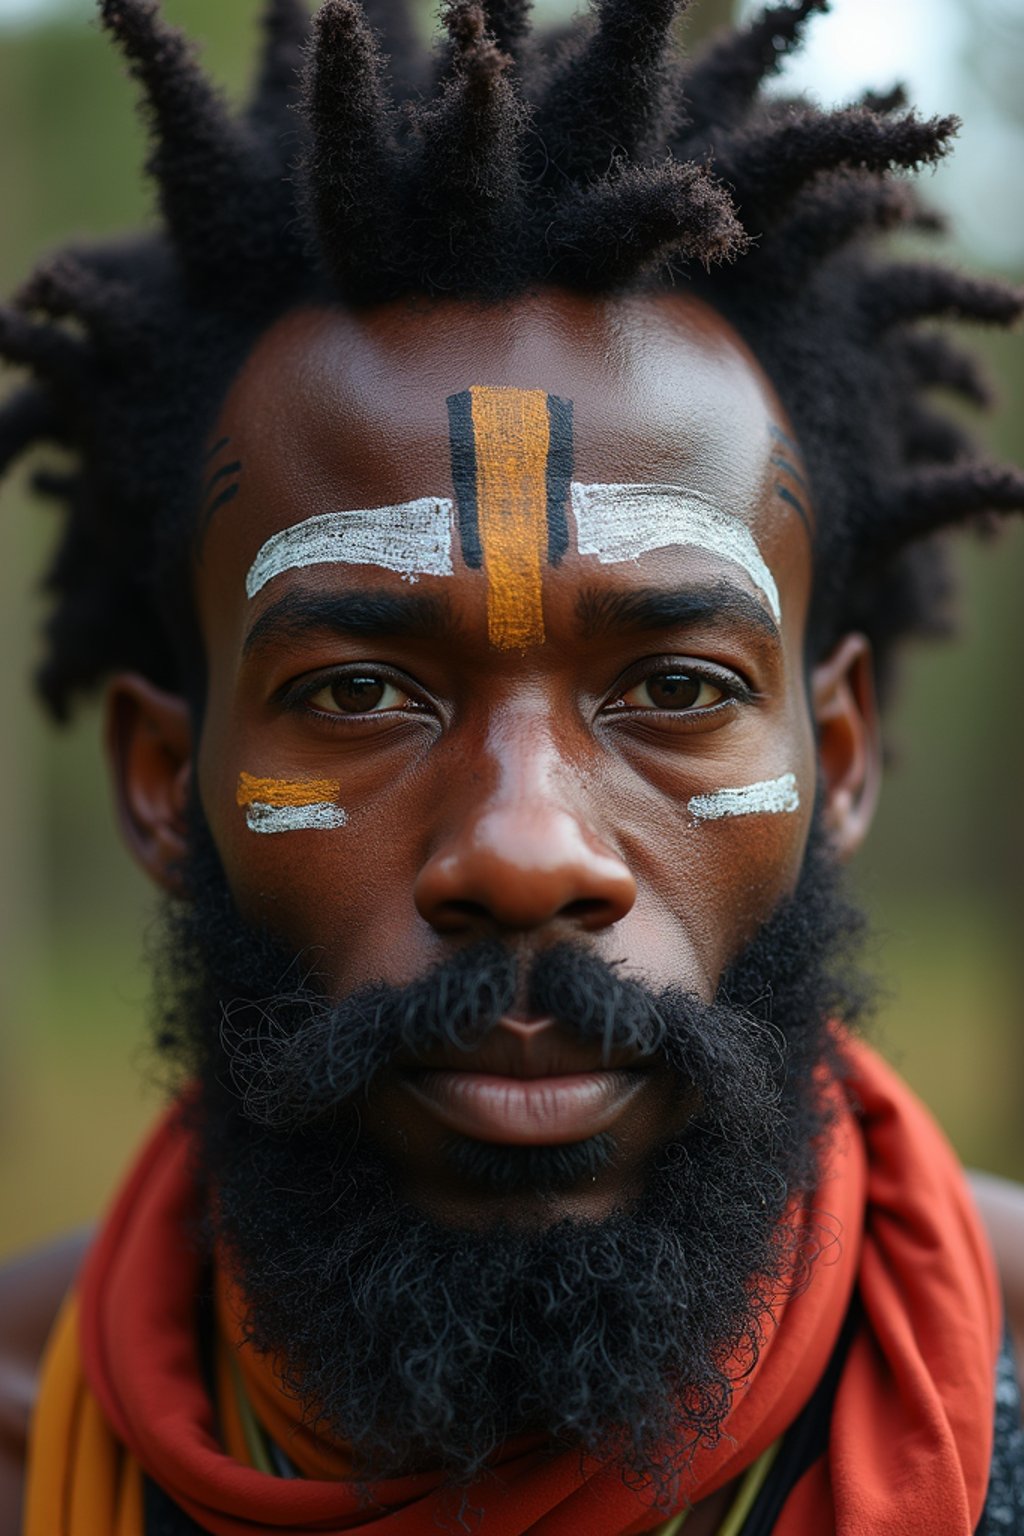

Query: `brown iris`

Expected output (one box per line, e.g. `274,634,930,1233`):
645,673,703,709
330,676,387,712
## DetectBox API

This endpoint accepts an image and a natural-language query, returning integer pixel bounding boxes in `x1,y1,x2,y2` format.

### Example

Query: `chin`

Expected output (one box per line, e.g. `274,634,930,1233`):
402,1133,645,1229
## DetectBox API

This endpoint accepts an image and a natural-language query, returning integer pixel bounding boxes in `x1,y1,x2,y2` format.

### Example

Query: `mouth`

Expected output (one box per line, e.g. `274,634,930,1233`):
401,1067,648,1145
395,1014,654,1146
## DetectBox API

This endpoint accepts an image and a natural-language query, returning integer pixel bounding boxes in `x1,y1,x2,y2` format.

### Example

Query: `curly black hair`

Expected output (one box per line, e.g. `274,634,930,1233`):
1,0,1022,720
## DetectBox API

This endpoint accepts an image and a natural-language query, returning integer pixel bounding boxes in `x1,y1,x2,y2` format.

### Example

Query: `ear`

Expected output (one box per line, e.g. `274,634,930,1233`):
810,633,882,860
105,673,193,896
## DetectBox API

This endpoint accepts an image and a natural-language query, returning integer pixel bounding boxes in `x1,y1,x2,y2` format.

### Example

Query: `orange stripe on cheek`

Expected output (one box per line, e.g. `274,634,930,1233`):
469,386,549,650
236,772,342,808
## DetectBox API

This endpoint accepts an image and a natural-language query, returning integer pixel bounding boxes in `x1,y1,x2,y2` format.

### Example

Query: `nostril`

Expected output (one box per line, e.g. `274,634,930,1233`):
432,897,494,932
560,897,612,925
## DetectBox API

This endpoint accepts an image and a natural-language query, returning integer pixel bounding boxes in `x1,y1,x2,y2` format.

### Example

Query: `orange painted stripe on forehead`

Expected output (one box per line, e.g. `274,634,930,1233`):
445,387,549,651
235,772,341,808
467,385,550,650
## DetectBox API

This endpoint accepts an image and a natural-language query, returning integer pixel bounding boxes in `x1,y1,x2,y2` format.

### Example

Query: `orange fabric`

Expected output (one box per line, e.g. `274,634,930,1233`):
23,1038,1002,1535
469,385,550,651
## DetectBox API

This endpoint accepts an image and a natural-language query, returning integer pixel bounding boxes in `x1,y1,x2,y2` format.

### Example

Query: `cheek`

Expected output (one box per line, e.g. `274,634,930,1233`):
195,710,441,987
616,785,812,997
611,702,816,992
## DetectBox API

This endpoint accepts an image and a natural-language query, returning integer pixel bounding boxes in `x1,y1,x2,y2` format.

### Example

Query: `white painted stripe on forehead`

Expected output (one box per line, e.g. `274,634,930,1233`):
245,801,349,834
688,773,800,823
571,482,781,625
245,498,455,600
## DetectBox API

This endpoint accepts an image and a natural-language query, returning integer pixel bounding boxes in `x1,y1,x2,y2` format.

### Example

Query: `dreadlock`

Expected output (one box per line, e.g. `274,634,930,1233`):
2,0,1022,719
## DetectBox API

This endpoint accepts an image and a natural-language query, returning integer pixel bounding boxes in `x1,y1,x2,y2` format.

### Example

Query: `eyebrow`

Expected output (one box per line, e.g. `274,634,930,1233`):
243,588,461,659
575,581,782,644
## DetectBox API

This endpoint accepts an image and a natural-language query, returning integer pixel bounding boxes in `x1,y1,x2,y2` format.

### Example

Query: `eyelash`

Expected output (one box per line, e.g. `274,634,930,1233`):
609,658,754,713
278,666,426,718
278,658,754,726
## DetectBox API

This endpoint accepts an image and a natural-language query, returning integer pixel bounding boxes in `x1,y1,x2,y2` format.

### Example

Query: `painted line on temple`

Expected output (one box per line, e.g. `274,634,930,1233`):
245,498,454,599
774,482,812,537
571,482,782,625
770,453,807,491
688,773,800,823
236,772,347,835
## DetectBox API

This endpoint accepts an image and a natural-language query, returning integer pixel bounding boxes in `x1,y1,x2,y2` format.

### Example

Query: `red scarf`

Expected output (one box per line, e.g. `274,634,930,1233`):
25,1038,1001,1534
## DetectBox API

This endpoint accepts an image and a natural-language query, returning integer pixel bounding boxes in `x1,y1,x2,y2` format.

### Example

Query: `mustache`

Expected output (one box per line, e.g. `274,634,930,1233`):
218,940,787,1141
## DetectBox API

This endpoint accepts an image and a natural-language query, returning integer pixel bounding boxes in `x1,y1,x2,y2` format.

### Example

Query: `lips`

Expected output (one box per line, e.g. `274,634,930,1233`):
403,1067,647,1145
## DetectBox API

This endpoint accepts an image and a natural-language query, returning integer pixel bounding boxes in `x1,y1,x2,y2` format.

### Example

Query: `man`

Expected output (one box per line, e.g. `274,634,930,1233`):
0,0,1022,1530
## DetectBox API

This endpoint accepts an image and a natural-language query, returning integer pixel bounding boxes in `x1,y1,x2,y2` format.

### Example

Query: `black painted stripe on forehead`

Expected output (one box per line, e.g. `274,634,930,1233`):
546,394,574,566
448,388,576,573
447,390,482,569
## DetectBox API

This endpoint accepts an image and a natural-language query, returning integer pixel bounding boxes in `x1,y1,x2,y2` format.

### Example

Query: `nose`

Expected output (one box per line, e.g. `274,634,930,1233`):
414,792,637,936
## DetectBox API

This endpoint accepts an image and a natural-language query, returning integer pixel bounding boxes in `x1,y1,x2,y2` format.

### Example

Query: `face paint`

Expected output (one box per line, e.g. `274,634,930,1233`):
245,498,454,600
769,425,812,537
447,386,574,650
571,482,781,627
201,437,242,530
687,772,800,823
236,772,347,834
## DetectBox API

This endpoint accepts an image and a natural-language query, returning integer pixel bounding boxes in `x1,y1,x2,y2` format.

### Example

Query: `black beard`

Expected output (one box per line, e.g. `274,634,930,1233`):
153,809,869,1499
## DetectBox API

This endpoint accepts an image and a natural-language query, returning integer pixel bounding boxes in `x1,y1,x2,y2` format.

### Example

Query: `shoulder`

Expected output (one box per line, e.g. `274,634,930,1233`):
0,1230,91,1534
967,1169,1024,1382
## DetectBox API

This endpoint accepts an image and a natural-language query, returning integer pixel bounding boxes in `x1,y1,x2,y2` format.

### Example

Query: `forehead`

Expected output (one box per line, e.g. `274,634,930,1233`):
203,288,812,638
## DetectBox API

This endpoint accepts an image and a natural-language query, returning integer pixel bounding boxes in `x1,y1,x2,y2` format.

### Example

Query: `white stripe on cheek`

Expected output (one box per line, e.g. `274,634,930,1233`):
571,482,781,625
245,801,349,834
245,498,455,599
688,773,800,822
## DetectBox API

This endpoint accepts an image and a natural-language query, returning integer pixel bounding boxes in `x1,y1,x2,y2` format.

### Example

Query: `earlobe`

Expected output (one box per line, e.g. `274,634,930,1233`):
810,633,882,860
105,674,193,896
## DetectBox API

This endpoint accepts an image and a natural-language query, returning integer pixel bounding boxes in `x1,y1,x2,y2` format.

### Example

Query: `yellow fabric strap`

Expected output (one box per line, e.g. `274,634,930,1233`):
22,1292,143,1536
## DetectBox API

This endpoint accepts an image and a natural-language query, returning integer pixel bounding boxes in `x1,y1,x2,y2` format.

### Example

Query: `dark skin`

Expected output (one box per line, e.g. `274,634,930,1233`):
1,288,1021,1531
122,289,873,1231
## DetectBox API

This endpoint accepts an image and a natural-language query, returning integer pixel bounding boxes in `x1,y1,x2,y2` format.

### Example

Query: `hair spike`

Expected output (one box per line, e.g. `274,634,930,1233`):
861,262,1024,331
532,0,691,185
99,0,290,299
302,0,401,298
0,306,87,382
247,0,310,132
407,3,527,293
899,402,973,465
883,463,1024,551
685,0,829,131
550,158,748,286
743,173,919,291
17,254,148,361
857,83,909,115
0,387,64,473
719,106,957,230
481,0,533,62
900,331,993,408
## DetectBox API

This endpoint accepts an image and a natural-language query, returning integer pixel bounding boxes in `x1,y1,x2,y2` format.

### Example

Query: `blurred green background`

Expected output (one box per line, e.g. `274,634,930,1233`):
0,0,1022,1260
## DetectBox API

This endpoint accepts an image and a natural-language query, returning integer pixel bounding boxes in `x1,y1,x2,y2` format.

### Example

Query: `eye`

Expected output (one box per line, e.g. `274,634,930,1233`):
306,674,414,715
614,671,725,711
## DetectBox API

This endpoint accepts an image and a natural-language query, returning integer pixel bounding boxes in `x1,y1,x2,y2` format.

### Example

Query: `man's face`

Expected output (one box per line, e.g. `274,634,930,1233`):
193,287,818,1225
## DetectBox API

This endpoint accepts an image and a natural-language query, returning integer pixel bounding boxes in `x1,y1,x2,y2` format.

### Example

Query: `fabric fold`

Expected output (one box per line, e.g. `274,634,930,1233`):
24,1038,1001,1536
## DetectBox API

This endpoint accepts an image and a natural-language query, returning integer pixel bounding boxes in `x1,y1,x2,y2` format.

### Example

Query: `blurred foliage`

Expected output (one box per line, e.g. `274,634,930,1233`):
0,0,1021,1260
